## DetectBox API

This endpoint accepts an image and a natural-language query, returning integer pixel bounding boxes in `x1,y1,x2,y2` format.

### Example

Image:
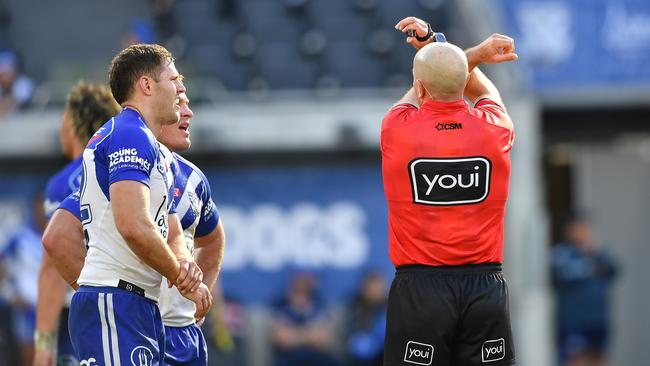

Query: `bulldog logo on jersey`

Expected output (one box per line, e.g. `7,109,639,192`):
188,191,201,217
130,346,153,366
409,157,491,205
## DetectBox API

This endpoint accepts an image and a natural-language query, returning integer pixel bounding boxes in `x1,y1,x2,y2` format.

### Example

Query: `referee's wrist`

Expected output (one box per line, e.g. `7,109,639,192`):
34,330,54,351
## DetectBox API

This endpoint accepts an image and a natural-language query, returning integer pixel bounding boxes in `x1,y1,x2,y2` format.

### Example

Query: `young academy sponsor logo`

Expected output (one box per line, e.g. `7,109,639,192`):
108,148,151,171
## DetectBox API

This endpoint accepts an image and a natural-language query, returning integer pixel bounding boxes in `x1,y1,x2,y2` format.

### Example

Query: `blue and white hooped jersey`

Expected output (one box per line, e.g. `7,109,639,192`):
77,108,176,302
159,153,220,327
43,156,83,219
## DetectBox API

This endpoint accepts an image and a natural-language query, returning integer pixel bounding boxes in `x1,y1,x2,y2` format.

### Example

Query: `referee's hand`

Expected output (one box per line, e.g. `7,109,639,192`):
173,259,204,294
395,16,434,50
467,33,518,66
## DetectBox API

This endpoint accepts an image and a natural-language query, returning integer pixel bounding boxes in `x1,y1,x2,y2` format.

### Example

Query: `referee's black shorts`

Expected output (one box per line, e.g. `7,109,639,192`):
383,263,515,366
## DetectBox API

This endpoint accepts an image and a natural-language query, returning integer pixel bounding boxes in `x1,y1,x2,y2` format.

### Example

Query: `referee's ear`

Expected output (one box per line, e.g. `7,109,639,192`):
415,79,428,102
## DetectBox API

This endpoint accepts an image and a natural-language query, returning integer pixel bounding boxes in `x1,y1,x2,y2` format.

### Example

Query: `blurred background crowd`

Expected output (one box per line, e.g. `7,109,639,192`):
0,0,648,365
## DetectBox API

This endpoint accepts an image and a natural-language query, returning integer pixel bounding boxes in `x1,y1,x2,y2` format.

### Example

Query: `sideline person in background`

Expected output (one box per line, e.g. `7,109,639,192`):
33,83,120,366
0,193,46,366
552,212,619,366
271,273,342,366
381,16,518,366
345,272,387,366
0,50,34,117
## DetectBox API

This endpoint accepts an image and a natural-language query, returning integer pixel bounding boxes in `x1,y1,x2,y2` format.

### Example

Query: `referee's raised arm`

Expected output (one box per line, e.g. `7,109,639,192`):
464,34,517,106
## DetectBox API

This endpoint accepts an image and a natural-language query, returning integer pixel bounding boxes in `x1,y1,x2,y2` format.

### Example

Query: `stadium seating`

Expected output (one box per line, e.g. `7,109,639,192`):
172,0,450,92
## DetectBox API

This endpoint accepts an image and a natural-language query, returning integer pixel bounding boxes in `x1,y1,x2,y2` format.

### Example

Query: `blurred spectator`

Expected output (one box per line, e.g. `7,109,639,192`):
271,273,342,366
0,50,34,117
149,0,175,40
0,192,46,366
217,0,238,18
204,285,246,366
552,212,619,366
121,18,157,48
345,272,386,366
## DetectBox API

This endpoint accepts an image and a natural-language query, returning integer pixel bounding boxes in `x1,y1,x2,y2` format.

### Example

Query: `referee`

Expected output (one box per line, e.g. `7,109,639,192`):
381,17,518,366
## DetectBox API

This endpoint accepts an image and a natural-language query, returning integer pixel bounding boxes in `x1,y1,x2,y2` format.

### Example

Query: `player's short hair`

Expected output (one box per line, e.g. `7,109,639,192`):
108,44,173,104
66,82,121,144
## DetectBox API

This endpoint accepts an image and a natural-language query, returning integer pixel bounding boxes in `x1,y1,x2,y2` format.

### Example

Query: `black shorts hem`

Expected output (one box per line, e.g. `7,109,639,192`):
383,359,515,366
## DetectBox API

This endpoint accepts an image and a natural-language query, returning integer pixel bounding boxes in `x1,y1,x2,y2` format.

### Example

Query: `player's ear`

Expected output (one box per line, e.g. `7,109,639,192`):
137,76,154,97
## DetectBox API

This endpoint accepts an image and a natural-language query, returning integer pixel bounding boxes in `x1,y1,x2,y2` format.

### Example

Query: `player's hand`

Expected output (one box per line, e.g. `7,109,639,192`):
33,346,53,366
182,282,212,321
172,259,203,294
466,33,518,67
395,16,434,50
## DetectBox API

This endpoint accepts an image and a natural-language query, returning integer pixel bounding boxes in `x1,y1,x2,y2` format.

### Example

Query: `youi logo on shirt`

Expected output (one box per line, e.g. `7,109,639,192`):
108,148,151,171
409,157,491,206
481,338,505,362
404,341,434,365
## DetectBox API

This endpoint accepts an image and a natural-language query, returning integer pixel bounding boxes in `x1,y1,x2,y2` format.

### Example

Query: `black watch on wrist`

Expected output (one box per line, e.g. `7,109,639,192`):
407,23,446,43
416,23,434,42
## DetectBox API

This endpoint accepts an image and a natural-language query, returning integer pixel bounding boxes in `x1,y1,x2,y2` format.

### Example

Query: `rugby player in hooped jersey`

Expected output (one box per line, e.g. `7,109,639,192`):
157,92,225,366
44,93,225,366
63,44,211,366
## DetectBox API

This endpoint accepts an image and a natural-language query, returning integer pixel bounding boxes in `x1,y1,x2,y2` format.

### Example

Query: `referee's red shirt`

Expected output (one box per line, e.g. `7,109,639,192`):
381,98,514,267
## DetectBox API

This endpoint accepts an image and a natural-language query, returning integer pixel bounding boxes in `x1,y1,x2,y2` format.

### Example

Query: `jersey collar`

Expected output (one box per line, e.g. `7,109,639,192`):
421,99,468,112
122,107,146,125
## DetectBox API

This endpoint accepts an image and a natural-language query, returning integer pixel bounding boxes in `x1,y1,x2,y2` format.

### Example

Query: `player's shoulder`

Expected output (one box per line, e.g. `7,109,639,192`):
173,153,201,177
58,190,82,220
173,152,210,184
86,117,116,151
116,115,152,137
45,157,83,198
109,108,154,142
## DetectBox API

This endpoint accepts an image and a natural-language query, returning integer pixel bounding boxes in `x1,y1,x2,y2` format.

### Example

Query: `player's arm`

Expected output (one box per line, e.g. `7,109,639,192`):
166,213,201,289
194,221,225,292
34,253,66,366
165,212,213,319
111,181,196,288
35,192,86,366
41,209,85,286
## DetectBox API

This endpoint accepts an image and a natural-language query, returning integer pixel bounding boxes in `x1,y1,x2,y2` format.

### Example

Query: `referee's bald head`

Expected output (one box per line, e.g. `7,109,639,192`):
413,42,468,101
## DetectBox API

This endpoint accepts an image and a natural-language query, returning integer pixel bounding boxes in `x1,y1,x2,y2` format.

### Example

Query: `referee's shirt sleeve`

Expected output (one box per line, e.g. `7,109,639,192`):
474,98,515,151
381,103,418,154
